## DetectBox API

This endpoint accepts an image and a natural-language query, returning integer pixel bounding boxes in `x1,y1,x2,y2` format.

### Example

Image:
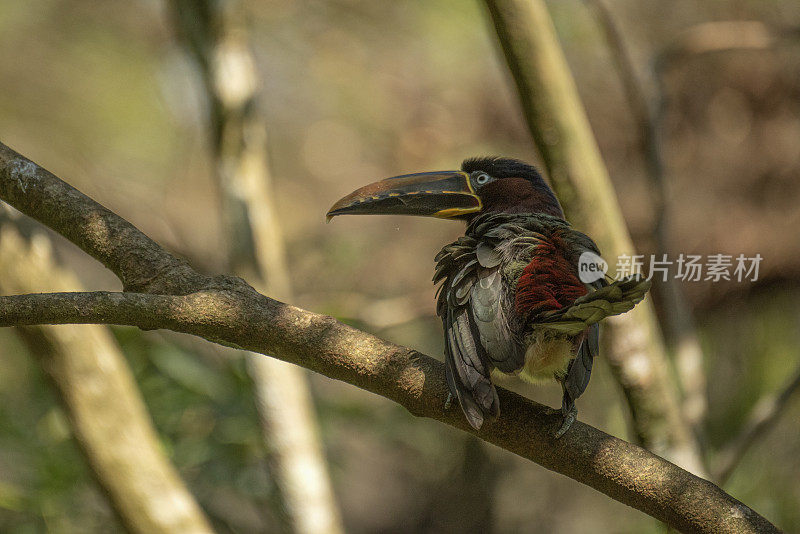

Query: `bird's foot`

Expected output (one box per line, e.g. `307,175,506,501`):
554,405,578,439
444,392,454,411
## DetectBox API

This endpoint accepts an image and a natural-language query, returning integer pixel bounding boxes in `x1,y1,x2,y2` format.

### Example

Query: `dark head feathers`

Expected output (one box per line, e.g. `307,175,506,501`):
461,157,545,182
461,157,563,217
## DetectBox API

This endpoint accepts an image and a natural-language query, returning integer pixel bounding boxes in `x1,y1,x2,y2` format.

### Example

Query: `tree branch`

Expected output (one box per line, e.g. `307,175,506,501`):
0,141,780,533
481,0,705,476
0,143,208,294
170,1,344,531
713,362,800,485
0,222,214,534
0,288,777,534
650,19,800,489
583,0,710,440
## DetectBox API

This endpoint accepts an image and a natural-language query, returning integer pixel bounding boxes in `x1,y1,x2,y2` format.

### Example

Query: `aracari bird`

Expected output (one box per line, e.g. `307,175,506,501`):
327,157,650,436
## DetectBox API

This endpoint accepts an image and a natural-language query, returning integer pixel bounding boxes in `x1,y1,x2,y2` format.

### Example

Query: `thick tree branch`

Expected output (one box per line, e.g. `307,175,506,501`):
0,223,214,534
0,289,778,534
0,141,780,533
0,143,208,294
170,2,344,531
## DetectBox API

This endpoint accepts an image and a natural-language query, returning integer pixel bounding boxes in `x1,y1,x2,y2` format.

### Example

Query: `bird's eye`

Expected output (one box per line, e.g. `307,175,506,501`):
474,172,490,185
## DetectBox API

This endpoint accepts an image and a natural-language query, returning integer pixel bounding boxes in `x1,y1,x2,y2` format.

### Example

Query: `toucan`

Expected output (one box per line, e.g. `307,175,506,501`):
327,157,650,436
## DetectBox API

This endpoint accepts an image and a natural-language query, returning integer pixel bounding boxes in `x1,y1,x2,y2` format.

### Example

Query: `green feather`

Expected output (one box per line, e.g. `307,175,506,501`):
535,275,651,334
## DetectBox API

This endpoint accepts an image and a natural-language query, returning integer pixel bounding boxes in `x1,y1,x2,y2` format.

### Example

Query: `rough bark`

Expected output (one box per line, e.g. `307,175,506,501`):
169,1,344,532
0,220,213,534
0,141,780,533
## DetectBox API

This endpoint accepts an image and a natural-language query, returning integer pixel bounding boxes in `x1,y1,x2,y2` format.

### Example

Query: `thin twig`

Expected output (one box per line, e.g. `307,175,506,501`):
652,19,800,484
714,361,800,485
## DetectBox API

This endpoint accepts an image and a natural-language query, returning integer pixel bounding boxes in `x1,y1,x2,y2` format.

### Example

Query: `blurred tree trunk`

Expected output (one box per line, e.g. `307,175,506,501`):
482,0,706,475
0,215,214,534
584,0,709,439
413,437,498,533
170,2,344,533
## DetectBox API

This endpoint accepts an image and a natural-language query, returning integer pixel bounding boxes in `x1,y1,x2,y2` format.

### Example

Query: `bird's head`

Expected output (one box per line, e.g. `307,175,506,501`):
326,157,564,222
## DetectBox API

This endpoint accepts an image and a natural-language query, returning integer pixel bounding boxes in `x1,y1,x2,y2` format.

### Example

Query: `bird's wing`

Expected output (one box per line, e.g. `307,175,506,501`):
562,322,598,415
535,274,651,334
551,274,650,415
471,243,525,373
435,237,508,430
511,223,651,413
512,227,593,324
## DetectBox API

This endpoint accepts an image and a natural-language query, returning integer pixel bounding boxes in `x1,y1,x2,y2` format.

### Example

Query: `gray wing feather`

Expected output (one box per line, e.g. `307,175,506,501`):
476,242,502,268
437,238,510,429
471,265,522,373
444,307,499,429
562,323,599,414
451,259,478,287
474,242,524,372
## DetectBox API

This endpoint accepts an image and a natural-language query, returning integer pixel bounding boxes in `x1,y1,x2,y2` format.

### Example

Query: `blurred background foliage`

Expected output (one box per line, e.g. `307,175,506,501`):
1,0,799,532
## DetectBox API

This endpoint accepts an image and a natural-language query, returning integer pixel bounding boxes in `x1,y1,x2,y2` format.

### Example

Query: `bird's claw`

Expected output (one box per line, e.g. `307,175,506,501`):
555,405,578,438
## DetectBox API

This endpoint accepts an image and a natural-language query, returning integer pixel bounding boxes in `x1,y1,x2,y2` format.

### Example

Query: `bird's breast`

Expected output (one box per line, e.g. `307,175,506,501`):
518,331,574,383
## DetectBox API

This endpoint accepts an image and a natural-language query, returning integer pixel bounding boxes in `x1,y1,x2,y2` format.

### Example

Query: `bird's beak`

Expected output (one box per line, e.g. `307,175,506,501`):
326,170,482,222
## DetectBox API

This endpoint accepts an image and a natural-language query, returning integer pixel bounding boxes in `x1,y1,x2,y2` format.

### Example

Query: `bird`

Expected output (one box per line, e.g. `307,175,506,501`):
326,157,650,436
